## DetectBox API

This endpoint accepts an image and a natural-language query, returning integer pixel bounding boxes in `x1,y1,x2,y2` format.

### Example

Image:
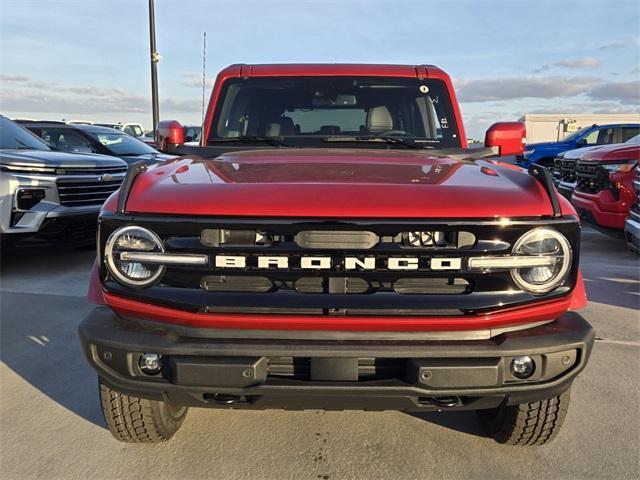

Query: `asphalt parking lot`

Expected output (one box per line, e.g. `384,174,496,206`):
1,226,638,480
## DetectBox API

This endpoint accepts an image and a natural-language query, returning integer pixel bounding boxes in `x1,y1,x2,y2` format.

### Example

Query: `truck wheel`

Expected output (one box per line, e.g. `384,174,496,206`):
477,390,570,446
99,380,188,443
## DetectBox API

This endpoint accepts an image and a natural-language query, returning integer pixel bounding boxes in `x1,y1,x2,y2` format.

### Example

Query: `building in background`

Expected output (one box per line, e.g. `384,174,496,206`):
519,114,640,144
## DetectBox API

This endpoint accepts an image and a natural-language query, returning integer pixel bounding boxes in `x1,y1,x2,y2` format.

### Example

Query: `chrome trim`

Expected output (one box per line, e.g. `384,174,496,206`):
120,251,209,266
468,255,558,269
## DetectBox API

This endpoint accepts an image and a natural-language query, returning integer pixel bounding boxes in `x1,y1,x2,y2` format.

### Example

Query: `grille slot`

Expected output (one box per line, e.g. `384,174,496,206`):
560,158,577,183
57,178,123,206
576,162,608,194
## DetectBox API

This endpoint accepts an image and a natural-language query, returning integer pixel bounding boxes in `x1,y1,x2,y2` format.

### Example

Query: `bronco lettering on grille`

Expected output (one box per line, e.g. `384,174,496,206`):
213,255,463,271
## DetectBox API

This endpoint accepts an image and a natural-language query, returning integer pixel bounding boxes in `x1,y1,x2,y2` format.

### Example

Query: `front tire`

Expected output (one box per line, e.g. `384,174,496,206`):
477,390,571,446
99,379,188,443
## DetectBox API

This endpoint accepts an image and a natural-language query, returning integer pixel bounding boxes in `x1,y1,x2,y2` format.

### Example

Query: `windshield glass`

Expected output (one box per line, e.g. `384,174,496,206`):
625,134,640,144
210,76,461,148
0,116,50,150
562,128,591,142
86,131,157,155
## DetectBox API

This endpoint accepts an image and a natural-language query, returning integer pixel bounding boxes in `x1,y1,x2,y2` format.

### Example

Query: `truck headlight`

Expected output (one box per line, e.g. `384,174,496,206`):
511,228,572,294
105,226,165,288
599,160,637,173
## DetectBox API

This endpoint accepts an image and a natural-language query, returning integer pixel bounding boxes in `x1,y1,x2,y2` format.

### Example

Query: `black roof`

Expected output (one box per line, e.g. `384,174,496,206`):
19,122,124,134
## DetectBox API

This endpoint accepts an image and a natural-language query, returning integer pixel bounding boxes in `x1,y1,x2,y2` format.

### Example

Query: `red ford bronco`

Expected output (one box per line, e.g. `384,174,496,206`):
79,64,593,446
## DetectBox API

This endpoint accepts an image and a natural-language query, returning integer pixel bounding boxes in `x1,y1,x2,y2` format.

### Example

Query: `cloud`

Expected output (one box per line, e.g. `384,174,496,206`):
179,72,215,88
0,74,199,115
532,58,600,73
0,74,29,82
599,38,640,50
588,80,640,105
553,58,600,69
455,76,600,102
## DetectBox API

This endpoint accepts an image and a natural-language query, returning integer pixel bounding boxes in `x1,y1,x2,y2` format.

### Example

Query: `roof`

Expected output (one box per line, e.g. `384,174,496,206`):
220,63,447,79
21,122,125,134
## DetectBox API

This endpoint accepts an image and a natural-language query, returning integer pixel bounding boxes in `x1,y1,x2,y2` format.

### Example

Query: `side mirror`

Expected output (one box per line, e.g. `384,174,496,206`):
484,122,526,156
155,120,185,153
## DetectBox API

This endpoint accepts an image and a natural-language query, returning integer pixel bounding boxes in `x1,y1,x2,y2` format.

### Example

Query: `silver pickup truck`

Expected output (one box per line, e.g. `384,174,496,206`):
0,116,127,246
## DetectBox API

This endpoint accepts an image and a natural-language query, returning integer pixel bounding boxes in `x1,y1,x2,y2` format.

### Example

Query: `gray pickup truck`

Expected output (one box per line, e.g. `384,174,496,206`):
0,116,128,246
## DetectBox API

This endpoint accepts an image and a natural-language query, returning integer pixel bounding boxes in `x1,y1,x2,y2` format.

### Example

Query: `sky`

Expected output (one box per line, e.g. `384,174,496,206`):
1,0,639,139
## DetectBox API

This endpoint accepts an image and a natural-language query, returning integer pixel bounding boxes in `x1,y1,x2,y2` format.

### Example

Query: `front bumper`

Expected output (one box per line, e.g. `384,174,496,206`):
624,211,640,253
572,192,628,231
79,307,594,412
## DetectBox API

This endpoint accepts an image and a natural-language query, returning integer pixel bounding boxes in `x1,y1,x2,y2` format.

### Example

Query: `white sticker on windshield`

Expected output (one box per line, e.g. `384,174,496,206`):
440,117,449,129
419,85,429,94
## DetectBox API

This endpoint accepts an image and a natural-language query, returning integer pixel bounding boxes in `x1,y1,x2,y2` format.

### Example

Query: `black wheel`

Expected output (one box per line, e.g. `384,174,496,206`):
99,379,188,443
477,390,571,446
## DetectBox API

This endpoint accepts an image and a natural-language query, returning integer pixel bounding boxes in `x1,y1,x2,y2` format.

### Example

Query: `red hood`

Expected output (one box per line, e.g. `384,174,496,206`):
124,148,558,218
581,143,640,162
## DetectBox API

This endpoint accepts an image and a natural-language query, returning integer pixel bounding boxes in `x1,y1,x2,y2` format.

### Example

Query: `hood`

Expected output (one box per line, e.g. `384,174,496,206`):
526,141,571,151
0,149,126,168
560,144,605,160
119,152,175,165
581,143,640,162
124,148,558,218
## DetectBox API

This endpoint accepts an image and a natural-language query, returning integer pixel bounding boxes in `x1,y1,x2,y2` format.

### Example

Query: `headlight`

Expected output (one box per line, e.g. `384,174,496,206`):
511,228,572,294
599,160,637,173
524,148,535,156
105,226,165,288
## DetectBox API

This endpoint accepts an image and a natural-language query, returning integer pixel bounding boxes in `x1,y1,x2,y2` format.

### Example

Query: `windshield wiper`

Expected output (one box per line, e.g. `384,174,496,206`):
209,136,288,147
322,136,431,149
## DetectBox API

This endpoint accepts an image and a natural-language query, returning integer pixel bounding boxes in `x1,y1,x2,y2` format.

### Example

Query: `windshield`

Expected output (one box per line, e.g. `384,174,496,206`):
562,128,591,142
0,116,50,150
625,134,640,144
86,131,157,156
209,76,461,148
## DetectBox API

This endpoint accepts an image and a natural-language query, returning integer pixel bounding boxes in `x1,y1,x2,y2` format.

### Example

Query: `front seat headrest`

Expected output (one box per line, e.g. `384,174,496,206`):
367,106,393,134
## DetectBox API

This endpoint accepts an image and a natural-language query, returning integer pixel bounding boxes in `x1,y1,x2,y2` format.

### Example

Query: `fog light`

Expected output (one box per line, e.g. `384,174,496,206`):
510,356,535,379
139,353,163,375
16,188,46,210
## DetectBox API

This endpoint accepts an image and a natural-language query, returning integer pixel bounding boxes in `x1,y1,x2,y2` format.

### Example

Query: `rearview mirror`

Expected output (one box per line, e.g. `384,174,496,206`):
484,122,526,156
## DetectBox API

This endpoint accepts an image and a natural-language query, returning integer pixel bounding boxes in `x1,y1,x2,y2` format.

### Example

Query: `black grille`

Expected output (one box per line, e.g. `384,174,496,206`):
560,158,577,183
576,161,608,194
57,178,123,207
632,173,640,215
100,214,581,317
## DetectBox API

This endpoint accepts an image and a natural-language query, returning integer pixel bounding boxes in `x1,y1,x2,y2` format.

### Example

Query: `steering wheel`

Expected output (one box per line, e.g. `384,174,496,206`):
375,130,406,136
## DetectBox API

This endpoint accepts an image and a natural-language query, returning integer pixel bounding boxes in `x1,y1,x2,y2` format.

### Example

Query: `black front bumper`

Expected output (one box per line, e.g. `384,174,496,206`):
79,308,594,412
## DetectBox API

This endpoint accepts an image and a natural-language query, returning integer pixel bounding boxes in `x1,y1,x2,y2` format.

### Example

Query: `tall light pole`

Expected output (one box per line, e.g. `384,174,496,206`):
148,0,160,130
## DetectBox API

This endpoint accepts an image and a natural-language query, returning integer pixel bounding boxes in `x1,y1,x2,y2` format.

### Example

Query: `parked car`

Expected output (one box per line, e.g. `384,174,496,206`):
624,167,640,253
80,63,593,447
0,116,127,246
95,122,146,139
518,123,640,168
553,134,640,200
572,141,640,235
19,122,173,165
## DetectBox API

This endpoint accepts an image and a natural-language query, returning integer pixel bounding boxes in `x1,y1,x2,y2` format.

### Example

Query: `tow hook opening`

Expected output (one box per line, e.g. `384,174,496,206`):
420,396,465,408
205,393,244,405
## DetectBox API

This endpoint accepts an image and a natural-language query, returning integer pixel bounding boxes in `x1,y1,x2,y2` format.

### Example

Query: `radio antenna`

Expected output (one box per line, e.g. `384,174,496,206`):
201,31,207,123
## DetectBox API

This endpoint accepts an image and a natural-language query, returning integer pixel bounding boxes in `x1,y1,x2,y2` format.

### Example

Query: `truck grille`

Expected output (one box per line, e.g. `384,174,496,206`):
632,172,640,215
100,214,581,317
560,158,577,183
576,161,608,194
57,168,126,207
